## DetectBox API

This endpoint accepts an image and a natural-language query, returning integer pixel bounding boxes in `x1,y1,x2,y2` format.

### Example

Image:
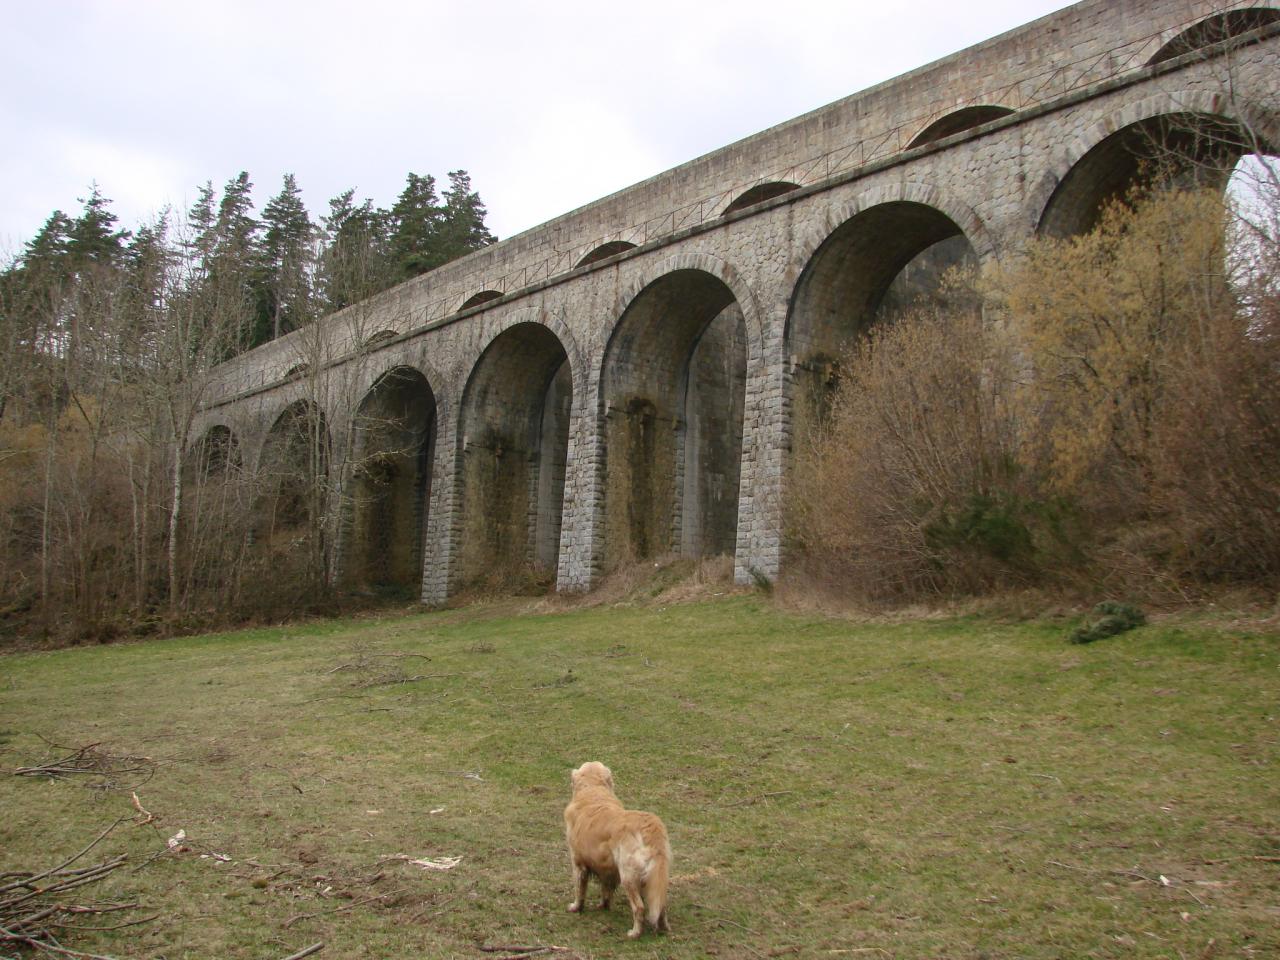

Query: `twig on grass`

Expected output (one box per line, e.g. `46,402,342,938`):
702,918,767,957
1196,855,1280,865
278,943,324,960
324,651,434,674
722,791,795,807
130,792,155,825
356,673,458,689
283,893,391,929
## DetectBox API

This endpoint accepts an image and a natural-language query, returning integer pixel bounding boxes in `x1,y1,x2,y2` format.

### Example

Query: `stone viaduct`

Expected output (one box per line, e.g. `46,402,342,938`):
193,0,1280,604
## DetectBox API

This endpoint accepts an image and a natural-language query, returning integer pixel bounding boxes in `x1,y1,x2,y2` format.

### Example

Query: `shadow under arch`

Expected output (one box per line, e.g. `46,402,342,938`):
345,366,438,595
254,399,332,587
459,290,503,311
1149,8,1280,64
456,322,574,587
577,241,637,268
189,424,242,481
722,181,800,216
786,195,984,437
179,424,250,599
598,267,749,568
1037,101,1276,238
907,105,1015,149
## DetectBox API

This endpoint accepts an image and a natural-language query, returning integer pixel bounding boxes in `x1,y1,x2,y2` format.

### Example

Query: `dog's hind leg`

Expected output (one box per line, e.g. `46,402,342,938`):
620,877,645,939
599,871,618,910
567,863,590,913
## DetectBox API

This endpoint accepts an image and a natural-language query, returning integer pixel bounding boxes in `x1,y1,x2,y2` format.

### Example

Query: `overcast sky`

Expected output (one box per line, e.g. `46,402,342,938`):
1,0,1072,254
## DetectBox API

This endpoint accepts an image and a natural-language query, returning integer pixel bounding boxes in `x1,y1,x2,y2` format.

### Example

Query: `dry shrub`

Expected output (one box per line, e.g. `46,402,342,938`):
998,186,1280,590
792,186,1280,602
788,279,1065,602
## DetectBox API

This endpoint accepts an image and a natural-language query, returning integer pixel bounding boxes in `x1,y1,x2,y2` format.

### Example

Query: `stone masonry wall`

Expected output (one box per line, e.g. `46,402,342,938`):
194,0,1280,603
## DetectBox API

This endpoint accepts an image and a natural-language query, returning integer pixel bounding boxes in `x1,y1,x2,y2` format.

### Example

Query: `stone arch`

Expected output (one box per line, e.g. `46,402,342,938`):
722,181,800,216
906,105,1015,149
785,184,993,437
344,366,438,595
577,241,637,268
598,258,757,567
1031,91,1279,237
456,319,575,586
459,290,503,311
188,423,243,481
254,399,331,571
605,252,766,369
1149,8,1280,65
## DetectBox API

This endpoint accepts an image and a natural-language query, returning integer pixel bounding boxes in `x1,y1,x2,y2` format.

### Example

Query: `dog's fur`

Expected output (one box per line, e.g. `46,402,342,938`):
563,761,671,938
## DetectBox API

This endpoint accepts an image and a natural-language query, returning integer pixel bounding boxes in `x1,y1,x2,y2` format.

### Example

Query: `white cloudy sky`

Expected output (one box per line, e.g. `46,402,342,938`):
0,0,1071,253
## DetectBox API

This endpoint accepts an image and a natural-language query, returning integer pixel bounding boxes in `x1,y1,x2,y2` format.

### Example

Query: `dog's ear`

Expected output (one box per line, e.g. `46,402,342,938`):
569,765,580,787
602,767,614,790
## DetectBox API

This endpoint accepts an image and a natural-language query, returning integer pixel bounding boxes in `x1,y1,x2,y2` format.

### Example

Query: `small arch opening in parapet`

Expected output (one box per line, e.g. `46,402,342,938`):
907,106,1015,149
576,241,637,268
1148,8,1280,64
722,182,800,216
363,330,398,349
283,362,310,381
460,290,503,311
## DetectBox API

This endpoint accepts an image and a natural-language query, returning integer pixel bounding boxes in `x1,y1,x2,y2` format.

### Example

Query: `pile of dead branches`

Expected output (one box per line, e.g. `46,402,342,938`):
12,739,155,788
0,821,153,960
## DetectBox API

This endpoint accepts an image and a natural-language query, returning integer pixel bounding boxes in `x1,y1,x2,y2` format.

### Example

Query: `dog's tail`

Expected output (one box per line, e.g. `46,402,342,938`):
644,839,671,930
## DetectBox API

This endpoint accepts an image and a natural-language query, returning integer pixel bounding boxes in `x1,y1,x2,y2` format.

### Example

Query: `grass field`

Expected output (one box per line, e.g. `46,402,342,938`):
1,595,1277,959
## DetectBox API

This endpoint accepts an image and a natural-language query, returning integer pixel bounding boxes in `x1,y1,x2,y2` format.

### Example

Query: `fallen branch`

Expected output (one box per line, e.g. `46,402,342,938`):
1,822,152,959
722,791,794,807
279,944,325,960
355,672,458,689
1196,855,1280,865
283,893,390,929
130,792,155,825
13,741,155,786
325,652,434,674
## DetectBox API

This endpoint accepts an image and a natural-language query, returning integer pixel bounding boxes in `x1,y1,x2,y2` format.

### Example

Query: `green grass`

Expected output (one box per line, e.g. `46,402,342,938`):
1,598,1277,959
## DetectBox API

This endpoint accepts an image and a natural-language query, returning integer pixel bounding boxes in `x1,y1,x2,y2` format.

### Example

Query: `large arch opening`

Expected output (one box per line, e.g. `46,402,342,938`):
1149,9,1280,65
1039,112,1265,238
458,323,572,587
787,201,978,437
907,105,1014,149
255,400,331,586
601,269,747,568
346,367,437,595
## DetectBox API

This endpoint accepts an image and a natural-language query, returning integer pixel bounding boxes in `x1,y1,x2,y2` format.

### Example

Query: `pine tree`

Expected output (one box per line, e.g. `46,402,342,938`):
437,169,496,264
208,172,263,350
258,173,315,340
320,188,391,311
388,172,442,280
185,181,217,270
67,184,130,270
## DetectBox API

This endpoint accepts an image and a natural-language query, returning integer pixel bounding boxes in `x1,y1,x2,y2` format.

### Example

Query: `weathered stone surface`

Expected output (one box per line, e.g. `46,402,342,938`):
193,0,1280,604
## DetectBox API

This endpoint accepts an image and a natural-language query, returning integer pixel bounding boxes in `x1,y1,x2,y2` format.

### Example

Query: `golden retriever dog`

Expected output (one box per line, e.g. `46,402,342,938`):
563,761,671,938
